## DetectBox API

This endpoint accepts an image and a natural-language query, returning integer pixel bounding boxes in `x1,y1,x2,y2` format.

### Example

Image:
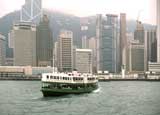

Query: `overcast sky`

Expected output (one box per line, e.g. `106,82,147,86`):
0,0,157,24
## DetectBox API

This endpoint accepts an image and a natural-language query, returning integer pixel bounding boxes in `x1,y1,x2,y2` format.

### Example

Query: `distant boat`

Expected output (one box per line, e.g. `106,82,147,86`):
41,71,98,97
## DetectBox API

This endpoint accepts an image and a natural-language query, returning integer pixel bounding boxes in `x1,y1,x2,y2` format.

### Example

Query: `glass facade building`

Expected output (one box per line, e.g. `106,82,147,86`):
147,30,157,62
96,14,119,73
21,0,42,23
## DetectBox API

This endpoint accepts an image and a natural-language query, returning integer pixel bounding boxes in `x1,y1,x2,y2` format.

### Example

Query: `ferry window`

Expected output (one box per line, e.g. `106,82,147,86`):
47,75,49,79
57,76,59,79
50,76,53,79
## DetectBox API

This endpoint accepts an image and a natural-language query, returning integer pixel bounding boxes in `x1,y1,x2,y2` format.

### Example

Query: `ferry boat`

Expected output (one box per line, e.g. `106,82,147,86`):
41,71,98,97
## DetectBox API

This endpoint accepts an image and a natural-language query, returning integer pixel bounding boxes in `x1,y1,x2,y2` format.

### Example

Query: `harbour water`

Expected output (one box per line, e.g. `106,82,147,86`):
0,81,160,115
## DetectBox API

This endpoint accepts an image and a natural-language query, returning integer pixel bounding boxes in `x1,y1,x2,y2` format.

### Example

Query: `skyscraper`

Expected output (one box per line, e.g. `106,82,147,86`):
96,14,102,72
82,36,88,49
36,15,53,67
88,37,97,73
126,33,134,71
134,21,145,44
75,49,92,73
129,42,145,72
96,14,119,73
0,34,6,66
80,18,89,49
12,22,37,66
120,13,127,70
128,21,147,72
157,0,160,62
21,0,42,23
53,41,58,68
57,30,73,72
147,29,157,62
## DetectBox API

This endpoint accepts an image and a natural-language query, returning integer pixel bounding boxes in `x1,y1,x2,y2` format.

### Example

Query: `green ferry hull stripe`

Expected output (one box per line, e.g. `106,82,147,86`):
41,86,98,96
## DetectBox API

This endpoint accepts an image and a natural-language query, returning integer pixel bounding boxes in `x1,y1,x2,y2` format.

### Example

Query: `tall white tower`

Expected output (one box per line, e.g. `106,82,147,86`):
157,0,160,62
120,13,127,69
57,30,73,72
21,0,42,23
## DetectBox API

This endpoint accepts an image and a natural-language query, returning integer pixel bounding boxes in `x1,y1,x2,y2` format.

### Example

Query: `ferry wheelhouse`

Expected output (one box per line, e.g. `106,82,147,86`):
41,71,98,97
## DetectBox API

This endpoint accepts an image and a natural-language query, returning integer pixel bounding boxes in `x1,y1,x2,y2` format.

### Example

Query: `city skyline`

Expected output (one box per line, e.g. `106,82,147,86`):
0,0,156,25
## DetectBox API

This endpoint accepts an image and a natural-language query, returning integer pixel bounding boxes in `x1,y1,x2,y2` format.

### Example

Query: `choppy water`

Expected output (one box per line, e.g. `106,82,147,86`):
0,81,160,115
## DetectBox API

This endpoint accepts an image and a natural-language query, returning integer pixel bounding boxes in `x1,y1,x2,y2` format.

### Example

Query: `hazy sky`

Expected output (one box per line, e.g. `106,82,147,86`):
0,0,157,24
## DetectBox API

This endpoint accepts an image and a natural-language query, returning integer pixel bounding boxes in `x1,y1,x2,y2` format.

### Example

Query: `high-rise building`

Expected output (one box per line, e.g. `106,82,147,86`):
12,22,37,66
96,14,119,73
0,34,6,66
128,21,147,72
6,30,14,61
82,36,88,49
75,49,92,73
157,0,160,62
120,13,127,70
129,42,146,72
147,29,157,62
81,18,89,49
126,33,134,71
57,30,73,72
36,15,53,67
21,0,42,23
96,14,102,72
88,37,97,73
8,32,14,49
53,41,58,68
134,21,145,44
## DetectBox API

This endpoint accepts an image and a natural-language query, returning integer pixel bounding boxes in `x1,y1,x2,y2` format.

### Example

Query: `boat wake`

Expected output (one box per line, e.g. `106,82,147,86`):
93,87,101,93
